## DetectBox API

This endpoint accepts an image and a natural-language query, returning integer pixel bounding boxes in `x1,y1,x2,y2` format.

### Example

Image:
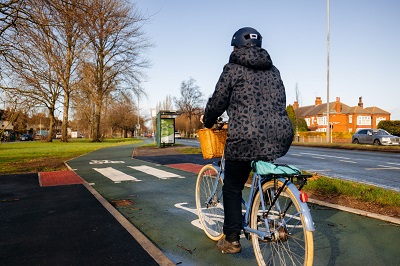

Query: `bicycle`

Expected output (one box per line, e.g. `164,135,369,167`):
195,124,315,266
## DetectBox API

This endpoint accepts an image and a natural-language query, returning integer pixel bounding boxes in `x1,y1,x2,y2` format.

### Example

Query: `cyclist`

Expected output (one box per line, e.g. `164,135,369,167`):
202,27,294,254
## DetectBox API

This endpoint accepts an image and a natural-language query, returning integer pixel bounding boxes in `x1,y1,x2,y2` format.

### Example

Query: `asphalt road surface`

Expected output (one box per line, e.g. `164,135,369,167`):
180,139,400,192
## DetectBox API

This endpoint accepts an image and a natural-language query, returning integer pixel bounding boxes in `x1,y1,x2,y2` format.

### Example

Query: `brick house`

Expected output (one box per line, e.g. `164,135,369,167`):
293,97,391,133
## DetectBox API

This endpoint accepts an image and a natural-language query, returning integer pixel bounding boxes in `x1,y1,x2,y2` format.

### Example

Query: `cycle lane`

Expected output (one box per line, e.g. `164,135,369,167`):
67,144,400,266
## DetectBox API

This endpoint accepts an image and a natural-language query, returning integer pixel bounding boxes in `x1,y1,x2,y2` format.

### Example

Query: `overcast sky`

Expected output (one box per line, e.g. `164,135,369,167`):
133,0,400,120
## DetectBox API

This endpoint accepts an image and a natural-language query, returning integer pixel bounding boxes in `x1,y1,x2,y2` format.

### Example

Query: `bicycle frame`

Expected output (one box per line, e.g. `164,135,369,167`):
243,173,315,241
205,158,315,242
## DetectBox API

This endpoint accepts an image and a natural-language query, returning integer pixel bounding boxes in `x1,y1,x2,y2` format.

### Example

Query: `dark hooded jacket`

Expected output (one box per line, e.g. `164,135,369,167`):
203,45,293,161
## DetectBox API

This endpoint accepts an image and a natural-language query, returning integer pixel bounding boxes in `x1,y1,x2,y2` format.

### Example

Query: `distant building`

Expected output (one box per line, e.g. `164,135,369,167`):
0,109,14,131
293,97,391,132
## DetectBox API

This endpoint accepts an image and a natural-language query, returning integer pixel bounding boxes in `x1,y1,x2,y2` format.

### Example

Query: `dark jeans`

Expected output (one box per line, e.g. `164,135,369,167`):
223,160,252,242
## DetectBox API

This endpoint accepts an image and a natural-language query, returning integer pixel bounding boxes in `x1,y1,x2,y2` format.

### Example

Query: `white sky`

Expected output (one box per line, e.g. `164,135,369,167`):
133,0,400,120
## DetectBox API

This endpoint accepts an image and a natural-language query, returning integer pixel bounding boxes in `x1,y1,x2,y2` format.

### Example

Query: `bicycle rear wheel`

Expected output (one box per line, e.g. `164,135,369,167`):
195,164,224,241
250,179,314,266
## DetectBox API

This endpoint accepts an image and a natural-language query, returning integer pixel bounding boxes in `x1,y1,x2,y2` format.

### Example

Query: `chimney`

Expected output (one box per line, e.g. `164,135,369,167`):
293,101,299,110
315,97,322,106
358,96,363,108
335,97,341,113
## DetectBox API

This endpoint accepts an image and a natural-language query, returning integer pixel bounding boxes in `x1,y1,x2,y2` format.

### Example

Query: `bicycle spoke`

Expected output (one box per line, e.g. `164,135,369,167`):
195,164,224,241
250,179,313,266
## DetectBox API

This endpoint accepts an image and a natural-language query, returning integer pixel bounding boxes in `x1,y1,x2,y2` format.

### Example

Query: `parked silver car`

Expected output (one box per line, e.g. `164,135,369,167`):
352,129,400,145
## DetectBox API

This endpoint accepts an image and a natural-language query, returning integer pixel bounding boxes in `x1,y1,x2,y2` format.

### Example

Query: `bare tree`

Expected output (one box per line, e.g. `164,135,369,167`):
71,61,96,138
1,2,65,141
1,0,86,141
106,91,139,137
0,0,29,42
174,77,204,134
156,95,174,112
40,0,86,142
80,0,150,142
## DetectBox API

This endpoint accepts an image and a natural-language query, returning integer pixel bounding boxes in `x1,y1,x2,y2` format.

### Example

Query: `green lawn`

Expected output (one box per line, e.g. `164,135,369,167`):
0,138,141,174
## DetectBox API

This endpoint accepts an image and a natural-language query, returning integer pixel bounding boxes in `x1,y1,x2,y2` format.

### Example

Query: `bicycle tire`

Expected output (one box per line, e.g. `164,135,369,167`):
195,164,224,241
250,179,314,266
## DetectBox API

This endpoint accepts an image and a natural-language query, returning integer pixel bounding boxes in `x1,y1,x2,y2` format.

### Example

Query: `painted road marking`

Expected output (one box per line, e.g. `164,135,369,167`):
175,202,245,239
166,163,203,174
301,152,351,160
93,167,141,183
128,165,184,179
365,165,400,170
339,160,357,164
89,160,125,164
174,203,203,231
387,162,400,166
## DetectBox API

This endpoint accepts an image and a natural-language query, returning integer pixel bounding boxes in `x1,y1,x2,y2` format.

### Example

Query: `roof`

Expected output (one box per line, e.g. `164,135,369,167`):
365,106,390,114
294,102,389,117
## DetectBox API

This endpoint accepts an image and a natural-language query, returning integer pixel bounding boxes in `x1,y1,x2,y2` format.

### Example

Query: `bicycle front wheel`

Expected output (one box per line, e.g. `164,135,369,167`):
250,179,314,266
195,164,224,241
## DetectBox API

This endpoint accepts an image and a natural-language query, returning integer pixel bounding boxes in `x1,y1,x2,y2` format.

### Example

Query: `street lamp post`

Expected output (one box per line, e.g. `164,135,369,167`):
326,0,331,143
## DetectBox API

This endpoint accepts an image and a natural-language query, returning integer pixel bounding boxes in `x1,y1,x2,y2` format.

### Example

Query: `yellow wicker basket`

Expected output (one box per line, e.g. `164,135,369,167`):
197,128,227,159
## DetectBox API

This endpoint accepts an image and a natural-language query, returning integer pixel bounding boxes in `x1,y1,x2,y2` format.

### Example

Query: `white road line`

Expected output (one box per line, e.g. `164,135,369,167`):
89,160,125,164
339,160,357,164
128,165,184,179
365,165,400,170
93,167,141,183
300,152,351,160
311,156,325,160
387,162,400,166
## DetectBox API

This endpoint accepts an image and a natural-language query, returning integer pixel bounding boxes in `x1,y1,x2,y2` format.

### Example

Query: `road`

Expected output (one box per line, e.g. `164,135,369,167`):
66,143,400,266
179,139,400,192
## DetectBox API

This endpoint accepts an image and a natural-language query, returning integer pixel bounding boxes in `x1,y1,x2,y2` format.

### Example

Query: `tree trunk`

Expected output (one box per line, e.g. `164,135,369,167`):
62,91,70,142
92,97,102,142
46,107,56,143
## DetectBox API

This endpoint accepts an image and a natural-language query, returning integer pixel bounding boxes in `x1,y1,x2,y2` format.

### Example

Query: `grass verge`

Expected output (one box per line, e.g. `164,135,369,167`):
0,138,142,174
304,175,400,208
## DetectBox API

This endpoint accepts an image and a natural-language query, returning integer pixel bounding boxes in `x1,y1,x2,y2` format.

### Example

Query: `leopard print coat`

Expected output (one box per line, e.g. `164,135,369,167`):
204,45,293,161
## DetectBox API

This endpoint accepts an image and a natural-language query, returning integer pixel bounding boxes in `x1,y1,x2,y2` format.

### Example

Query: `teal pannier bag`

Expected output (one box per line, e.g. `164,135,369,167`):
251,161,302,175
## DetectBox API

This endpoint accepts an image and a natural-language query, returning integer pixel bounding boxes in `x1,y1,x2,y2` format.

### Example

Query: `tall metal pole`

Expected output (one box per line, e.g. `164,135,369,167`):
136,82,140,137
326,0,331,143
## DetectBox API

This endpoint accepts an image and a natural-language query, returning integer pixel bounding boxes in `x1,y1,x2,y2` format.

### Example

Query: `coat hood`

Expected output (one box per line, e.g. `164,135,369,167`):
229,45,273,70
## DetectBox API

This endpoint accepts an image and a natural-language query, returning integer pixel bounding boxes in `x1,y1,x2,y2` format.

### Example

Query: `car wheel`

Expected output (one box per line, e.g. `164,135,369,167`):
352,139,359,144
373,139,381,145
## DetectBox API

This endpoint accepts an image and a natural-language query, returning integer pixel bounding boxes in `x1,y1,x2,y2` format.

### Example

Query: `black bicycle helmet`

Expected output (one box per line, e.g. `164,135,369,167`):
231,27,262,48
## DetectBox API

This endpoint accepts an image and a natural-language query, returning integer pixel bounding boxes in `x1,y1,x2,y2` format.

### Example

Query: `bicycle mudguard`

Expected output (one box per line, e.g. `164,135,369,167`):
277,177,315,232
252,161,301,175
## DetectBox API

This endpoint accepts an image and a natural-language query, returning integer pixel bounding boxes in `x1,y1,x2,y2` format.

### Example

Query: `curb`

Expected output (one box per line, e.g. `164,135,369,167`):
308,198,400,225
83,183,175,266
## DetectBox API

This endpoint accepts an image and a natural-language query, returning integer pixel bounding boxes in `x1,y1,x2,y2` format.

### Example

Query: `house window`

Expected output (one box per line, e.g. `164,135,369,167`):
349,115,352,123
357,116,371,126
317,116,327,125
305,118,310,126
376,117,386,126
